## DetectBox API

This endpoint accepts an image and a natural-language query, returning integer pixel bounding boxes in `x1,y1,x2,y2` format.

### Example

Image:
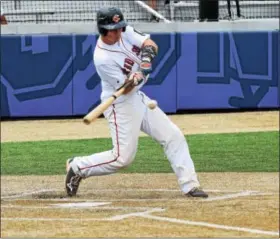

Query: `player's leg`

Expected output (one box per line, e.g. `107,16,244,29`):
71,100,145,177
226,0,232,18
139,92,207,197
235,0,241,17
66,94,145,196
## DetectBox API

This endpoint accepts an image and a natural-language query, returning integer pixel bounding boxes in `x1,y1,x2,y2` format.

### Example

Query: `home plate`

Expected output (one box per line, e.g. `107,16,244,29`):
52,202,111,208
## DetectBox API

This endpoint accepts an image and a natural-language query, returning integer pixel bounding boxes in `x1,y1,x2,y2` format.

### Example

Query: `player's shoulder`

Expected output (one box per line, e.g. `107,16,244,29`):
94,41,113,65
122,25,147,39
123,25,134,35
94,49,111,66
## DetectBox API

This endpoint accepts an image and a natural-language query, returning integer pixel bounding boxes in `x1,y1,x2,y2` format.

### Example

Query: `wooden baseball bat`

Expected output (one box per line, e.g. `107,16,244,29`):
83,80,134,125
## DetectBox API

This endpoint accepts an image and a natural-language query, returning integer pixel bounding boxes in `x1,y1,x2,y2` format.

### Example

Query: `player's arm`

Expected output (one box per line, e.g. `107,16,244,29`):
139,38,158,76
125,26,158,76
124,38,158,92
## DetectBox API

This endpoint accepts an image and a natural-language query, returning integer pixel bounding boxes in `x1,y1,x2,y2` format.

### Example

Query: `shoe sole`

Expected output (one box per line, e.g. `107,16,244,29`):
186,193,208,198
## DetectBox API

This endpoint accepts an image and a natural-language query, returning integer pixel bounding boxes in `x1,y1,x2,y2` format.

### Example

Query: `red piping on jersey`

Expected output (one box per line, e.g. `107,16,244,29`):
79,105,120,170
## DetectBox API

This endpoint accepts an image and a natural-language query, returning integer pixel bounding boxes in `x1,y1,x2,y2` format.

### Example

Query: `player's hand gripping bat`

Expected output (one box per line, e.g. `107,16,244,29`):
83,74,152,125
83,80,134,125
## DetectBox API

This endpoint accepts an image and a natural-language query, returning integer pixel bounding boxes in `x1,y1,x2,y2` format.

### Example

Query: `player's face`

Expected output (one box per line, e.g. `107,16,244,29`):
107,28,122,43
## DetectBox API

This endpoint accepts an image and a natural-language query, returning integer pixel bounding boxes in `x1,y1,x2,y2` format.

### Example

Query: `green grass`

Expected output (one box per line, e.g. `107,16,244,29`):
1,131,279,175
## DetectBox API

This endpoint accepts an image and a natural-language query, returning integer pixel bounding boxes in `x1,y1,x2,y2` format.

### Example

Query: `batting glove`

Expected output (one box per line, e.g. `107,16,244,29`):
128,71,144,86
140,45,157,76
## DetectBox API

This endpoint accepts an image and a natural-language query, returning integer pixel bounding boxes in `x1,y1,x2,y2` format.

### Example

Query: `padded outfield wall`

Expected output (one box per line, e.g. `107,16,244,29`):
0,21,279,117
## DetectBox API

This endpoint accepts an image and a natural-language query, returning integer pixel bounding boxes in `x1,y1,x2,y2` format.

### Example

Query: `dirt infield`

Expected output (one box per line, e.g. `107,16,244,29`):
1,111,279,237
1,173,279,237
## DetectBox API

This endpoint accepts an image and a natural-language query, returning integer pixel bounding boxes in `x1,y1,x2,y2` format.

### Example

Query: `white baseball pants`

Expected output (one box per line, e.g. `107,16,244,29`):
70,91,200,194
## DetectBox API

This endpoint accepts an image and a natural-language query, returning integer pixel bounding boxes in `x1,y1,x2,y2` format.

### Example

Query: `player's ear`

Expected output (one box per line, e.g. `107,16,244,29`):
122,27,126,32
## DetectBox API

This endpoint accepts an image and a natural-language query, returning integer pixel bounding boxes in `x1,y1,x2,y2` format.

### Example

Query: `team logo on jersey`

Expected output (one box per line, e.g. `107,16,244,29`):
122,58,135,75
112,15,120,23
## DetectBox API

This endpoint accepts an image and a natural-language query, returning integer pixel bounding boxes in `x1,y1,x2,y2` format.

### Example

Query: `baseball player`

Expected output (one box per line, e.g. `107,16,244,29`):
1,6,8,25
65,7,208,198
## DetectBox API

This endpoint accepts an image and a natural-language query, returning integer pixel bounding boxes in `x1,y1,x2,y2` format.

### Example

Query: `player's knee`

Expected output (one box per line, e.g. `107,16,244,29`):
116,148,137,168
175,127,185,141
117,154,135,168
169,125,184,141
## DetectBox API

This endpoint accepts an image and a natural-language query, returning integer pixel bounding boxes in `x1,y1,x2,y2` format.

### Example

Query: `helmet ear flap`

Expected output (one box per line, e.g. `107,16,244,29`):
103,29,108,36
98,26,108,36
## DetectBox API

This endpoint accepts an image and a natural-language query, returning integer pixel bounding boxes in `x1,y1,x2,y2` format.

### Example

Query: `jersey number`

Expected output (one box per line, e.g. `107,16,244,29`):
122,58,134,75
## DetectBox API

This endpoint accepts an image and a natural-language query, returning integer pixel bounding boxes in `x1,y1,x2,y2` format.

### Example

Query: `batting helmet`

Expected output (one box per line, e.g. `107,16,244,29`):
97,7,127,36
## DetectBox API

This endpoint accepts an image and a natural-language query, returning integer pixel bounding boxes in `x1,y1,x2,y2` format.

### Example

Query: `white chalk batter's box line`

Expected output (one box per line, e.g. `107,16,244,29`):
1,203,164,211
1,188,278,237
1,201,278,237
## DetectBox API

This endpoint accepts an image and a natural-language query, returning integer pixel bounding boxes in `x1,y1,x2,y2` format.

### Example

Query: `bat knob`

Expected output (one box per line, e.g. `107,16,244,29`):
83,118,91,125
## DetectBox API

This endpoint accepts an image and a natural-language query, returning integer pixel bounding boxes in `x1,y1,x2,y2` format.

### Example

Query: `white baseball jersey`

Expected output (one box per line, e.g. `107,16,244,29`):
93,25,150,103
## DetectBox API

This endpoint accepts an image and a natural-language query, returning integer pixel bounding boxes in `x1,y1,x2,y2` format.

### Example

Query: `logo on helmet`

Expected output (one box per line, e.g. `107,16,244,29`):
112,15,120,23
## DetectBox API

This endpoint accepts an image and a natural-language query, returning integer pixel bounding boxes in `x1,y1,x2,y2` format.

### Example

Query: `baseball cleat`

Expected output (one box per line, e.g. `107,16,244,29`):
186,187,208,198
65,158,82,197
